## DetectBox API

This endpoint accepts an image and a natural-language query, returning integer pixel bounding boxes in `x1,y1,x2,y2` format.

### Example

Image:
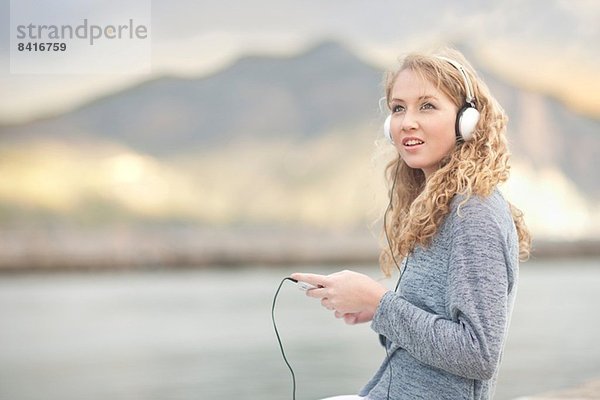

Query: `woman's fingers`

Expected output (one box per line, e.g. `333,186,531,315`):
321,298,334,310
306,287,327,299
290,272,328,288
352,310,375,324
334,310,360,324
289,269,380,325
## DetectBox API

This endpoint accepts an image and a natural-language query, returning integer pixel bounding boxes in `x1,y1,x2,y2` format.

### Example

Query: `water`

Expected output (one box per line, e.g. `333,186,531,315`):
0,259,599,400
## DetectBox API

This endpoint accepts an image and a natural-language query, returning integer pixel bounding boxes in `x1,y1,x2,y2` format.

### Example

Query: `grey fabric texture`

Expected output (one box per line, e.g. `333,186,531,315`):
359,189,519,400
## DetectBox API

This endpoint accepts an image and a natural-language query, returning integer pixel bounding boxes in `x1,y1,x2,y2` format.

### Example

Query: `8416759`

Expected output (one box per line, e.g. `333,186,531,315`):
17,42,67,51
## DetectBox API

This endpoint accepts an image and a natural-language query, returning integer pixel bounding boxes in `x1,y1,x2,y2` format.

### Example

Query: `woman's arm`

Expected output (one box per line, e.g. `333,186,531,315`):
371,198,513,380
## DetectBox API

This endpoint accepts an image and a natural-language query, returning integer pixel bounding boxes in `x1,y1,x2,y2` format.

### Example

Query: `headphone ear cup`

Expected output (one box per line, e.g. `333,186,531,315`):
383,115,393,143
456,105,480,141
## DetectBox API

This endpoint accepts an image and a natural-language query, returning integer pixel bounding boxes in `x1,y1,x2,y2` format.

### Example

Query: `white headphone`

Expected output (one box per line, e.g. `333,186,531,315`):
383,56,480,144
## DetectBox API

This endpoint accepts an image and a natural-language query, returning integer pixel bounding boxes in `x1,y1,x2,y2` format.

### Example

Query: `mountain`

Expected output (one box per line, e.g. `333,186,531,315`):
476,65,600,199
1,41,384,155
2,40,599,197
0,41,599,231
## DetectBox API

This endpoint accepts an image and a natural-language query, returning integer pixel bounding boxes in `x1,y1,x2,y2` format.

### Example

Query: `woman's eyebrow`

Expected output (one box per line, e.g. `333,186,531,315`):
389,94,438,103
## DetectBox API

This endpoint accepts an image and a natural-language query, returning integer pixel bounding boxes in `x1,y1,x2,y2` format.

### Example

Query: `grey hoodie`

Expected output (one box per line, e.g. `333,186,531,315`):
360,189,519,400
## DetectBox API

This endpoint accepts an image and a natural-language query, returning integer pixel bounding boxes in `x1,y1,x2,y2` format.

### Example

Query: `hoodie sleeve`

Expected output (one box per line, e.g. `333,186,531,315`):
371,197,513,380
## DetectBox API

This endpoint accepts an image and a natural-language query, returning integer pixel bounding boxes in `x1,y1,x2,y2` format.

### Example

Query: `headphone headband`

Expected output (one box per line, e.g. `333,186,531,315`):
435,56,475,105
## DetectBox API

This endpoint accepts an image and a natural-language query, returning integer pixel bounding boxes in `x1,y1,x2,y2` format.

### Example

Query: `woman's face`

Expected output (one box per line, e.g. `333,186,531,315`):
389,68,458,179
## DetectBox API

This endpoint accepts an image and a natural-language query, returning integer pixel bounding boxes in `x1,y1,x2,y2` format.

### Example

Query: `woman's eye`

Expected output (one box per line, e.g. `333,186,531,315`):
392,105,405,113
421,102,435,110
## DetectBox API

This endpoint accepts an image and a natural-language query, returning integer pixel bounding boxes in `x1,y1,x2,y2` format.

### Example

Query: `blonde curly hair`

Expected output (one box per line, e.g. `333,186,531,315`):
379,48,531,277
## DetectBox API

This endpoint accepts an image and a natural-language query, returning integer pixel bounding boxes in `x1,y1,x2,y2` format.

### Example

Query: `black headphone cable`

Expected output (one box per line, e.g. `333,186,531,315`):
381,155,409,400
272,156,405,400
272,277,298,400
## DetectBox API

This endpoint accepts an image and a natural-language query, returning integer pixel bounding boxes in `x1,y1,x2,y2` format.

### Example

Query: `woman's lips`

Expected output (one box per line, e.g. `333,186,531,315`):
402,137,425,148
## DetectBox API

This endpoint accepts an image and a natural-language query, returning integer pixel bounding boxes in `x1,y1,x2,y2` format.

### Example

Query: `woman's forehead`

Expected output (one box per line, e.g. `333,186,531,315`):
390,69,447,101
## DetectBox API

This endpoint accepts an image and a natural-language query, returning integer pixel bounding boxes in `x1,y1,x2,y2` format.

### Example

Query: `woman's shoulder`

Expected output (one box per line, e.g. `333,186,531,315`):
449,188,512,227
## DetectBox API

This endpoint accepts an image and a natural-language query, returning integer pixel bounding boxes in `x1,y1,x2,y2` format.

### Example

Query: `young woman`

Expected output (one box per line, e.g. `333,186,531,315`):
291,48,531,400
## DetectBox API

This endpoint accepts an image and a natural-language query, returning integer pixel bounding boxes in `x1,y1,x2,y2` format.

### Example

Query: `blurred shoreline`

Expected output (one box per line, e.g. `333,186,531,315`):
0,227,598,272
515,377,600,399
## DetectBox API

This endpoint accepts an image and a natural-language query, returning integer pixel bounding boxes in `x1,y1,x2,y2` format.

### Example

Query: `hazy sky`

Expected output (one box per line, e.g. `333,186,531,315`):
1,0,598,123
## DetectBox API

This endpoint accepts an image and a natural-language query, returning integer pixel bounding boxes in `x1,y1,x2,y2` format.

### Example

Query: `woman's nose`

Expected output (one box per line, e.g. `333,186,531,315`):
400,110,418,131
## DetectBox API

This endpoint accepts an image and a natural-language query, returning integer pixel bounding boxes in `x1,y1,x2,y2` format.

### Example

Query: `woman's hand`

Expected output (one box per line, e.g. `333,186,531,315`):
290,270,388,319
335,310,376,325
